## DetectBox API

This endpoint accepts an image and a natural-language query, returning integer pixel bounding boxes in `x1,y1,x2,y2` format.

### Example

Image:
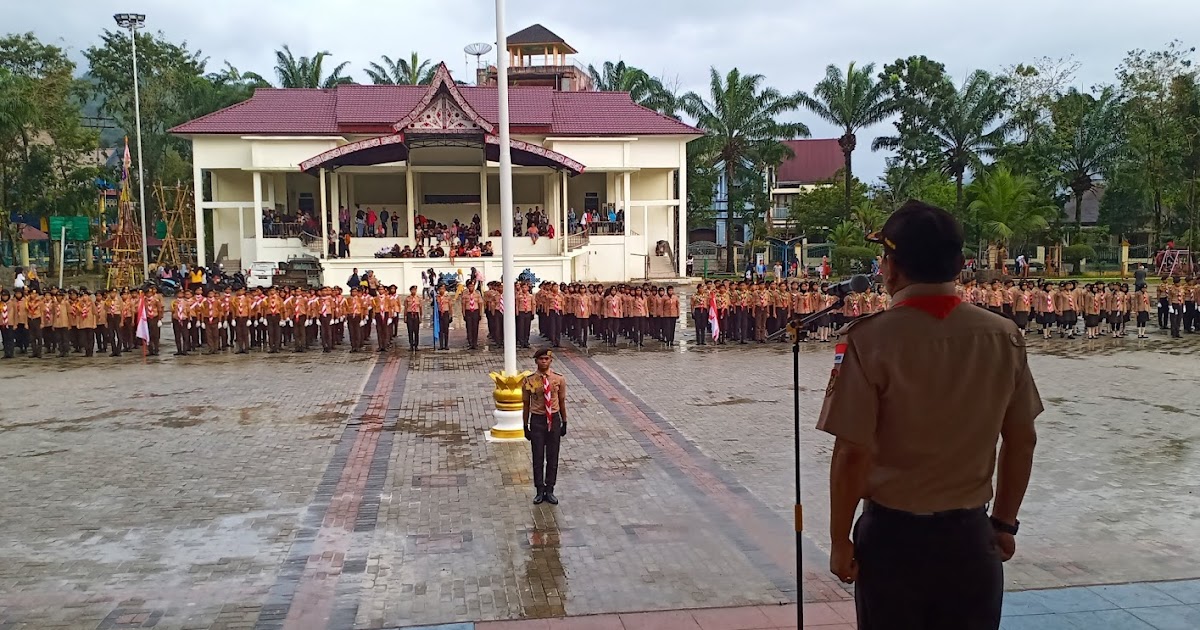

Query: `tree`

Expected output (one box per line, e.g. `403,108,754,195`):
875,56,955,169
1050,87,1125,232
1003,56,1080,144
798,62,897,219
271,45,352,88
1,34,99,259
790,174,869,233
587,60,670,112
364,52,434,85
923,71,1011,214
682,67,810,271
1116,41,1195,245
967,165,1052,253
875,161,958,212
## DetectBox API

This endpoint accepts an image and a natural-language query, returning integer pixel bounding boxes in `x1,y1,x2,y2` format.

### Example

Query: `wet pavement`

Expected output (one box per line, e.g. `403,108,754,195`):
0,322,1197,629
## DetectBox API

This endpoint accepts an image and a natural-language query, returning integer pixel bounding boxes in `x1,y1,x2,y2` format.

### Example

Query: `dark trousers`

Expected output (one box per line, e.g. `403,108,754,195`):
464,309,481,348
173,319,188,354
546,310,562,346
28,318,42,357
376,314,390,350
76,328,95,356
347,315,362,350
1186,301,1197,332
1170,305,1182,337
518,312,533,347
107,315,123,356
1158,297,1169,328
148,317,161,354
320,315,333,351
405,313,420,349
854,502,1001,630
529,412,562,493
437,312,451,349
236,316,250,352
0,326,12,358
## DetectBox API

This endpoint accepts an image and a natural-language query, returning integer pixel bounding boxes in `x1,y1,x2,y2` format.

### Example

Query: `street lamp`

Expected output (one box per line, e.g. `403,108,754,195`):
113,12,150,281
487,0,529,440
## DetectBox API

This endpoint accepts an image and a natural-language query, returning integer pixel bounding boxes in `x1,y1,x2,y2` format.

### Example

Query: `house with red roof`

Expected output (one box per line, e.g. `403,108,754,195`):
170,26,700,286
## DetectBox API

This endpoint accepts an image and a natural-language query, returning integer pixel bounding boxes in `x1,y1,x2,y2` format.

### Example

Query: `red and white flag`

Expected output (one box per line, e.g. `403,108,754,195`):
708,292,720,341
135,295,150,344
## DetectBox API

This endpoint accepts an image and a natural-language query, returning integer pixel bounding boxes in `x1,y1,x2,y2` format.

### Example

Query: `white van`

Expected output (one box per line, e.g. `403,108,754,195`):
247,261,280,288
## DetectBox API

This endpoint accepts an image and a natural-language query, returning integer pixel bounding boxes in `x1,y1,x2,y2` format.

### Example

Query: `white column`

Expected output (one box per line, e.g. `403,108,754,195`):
623,171,631,238
330,172,341,238
561,170,569,253
405,167,416,240
252,172,264,240
678,145,688,276
479,166,489,239
347,173,355,211
319,168,329,259
193,164,206,267
267,173,276,208
237,207,246,265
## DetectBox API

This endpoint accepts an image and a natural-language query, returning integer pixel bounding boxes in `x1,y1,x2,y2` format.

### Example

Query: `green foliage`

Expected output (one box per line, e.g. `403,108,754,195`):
364,52,434,85
875,162,957,213
831,245,877,274
789,175,869,233
875,56,955,169
587,61,681,118
798,62,897,218
1050,87,1125,230
0,34,100,254
1062,243,1096,264
270,45,352,88
967,165,1053,246
682,67,810,271
829,220,865,247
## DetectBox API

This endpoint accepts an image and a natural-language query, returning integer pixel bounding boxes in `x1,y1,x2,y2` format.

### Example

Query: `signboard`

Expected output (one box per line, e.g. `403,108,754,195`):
48,216,91,241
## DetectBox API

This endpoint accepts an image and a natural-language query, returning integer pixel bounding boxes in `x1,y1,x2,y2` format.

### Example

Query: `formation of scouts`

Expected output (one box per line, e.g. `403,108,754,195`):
956,276,1200,340
5,274,1199,360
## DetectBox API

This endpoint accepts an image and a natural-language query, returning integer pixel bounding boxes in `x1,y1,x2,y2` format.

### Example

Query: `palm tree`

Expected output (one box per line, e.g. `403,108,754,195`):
1052,87,1124,231
968,165,1052,256
364,52,435,85
798,62,897,219
588,61,665,109
208,62,270,89
272,45,352,88
829,220,866,247
852,203,886,233
682,68,809,271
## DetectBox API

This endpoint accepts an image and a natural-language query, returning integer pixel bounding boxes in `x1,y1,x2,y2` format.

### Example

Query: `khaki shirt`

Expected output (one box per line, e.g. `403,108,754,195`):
524,370,566,416
817,284,1043,514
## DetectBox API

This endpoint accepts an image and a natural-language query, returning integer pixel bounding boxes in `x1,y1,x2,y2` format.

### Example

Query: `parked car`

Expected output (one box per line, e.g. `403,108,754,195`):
247,261,280,288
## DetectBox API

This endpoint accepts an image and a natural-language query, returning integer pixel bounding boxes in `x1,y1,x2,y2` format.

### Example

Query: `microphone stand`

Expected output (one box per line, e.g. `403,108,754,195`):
771,296,847,629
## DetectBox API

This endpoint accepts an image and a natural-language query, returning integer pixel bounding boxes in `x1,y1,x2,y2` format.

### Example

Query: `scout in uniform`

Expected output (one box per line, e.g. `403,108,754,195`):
462,281,483,350
691,283,709,344
1168,276,1185,338
0,290,13,358
75,290,97,357
25,288,43,358
522,348,568,505
146,285,164,355
1156,278,1169,329
435,285,454,351
662,287,680,347
517,282,535,348
404,285,423,351
602,287,621,347
819,201,1041,629
1133,284,1152,338
573,284,591,347
54,291,73,357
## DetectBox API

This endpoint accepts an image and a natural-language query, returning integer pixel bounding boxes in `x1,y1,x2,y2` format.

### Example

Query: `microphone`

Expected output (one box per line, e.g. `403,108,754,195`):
825,274,873,299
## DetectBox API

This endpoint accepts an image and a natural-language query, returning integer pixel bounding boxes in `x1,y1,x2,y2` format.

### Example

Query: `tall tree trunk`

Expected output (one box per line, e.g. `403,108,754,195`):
843,148,853,222
725,161,736,273
1074,192,1084,233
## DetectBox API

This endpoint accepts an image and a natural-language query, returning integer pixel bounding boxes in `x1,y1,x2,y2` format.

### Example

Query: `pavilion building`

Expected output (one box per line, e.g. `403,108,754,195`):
170,25,699,288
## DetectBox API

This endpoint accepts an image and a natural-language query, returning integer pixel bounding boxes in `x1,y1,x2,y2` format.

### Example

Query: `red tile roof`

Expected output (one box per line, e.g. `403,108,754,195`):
171,84,697,137
776,139,845,185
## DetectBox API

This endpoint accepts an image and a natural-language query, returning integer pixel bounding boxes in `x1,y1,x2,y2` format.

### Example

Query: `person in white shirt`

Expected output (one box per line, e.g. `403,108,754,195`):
13,267,25,290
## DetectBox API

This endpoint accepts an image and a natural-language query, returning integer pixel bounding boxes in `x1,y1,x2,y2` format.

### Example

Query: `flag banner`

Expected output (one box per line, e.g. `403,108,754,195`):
432,301,441,343
707,296,719,341
136,296,150,343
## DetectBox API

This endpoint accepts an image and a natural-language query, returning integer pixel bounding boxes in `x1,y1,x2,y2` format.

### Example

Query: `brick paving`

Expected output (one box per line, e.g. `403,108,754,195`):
0,319,1197,629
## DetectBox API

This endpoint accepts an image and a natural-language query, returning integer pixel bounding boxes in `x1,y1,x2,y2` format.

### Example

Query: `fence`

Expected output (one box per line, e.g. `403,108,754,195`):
585,221,624,235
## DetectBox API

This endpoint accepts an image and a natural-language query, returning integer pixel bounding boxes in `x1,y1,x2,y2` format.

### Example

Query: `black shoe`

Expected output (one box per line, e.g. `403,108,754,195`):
532,492,545,505
544,492,559,505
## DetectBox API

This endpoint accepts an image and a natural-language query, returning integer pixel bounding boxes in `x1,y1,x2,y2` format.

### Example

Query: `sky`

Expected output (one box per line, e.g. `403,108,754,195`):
11,0,1200,180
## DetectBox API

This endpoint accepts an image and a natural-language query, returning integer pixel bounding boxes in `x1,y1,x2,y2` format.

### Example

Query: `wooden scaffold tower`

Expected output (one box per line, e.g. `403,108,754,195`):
106,137,145,288
155,180,195,269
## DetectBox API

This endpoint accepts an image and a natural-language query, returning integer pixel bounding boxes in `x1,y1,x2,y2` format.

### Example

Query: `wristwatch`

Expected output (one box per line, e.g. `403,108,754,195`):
990,516,1019,535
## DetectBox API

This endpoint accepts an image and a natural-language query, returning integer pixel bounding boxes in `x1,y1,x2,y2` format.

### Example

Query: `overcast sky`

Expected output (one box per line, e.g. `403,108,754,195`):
12,0,1200,179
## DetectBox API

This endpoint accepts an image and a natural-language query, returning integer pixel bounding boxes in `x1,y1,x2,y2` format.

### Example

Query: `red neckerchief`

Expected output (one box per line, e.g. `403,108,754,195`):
894,295,962,319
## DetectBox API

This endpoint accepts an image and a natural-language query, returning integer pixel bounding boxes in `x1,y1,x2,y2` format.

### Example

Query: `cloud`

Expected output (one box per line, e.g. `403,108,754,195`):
11,0,1200,179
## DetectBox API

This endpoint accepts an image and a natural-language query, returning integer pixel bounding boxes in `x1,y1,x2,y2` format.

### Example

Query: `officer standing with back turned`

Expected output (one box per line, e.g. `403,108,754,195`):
818,200,1042,630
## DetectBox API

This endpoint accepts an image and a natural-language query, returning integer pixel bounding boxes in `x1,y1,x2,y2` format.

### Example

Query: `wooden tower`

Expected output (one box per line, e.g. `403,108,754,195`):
155,181,194,269
106,185,144,289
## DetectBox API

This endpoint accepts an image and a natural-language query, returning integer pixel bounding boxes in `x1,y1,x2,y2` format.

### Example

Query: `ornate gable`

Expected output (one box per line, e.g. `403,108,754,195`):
393,63,495,134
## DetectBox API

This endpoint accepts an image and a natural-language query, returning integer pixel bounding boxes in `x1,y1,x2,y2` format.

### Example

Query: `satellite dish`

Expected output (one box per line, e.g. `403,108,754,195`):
464,43,493,85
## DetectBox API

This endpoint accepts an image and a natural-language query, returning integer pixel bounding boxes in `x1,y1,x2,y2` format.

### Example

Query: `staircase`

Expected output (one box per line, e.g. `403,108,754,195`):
648,254,676,279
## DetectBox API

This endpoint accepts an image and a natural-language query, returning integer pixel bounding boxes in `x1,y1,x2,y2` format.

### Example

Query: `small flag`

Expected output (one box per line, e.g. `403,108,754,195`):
136,296,150,344
708,292,720,342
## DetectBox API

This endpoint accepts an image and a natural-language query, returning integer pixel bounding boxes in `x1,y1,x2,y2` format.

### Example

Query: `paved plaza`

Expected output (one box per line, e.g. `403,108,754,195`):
0,324,1198,629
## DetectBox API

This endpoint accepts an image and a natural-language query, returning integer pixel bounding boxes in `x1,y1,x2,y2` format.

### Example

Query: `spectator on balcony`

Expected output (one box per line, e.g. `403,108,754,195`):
429,245,445,258
400,245,413,258
390,212,399,237
328,233,338,258
414,244,426,258
568,207,577,233
527,223,540,245
546,223,555,240
366,208,378,236
483,241,495,257
355,205,366,237
339,206,350,233
379,209,389,235
514,207,523,236
340,232,351,258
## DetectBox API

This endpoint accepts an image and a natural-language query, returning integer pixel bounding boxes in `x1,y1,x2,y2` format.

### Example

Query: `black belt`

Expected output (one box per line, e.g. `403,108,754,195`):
866,500,986,520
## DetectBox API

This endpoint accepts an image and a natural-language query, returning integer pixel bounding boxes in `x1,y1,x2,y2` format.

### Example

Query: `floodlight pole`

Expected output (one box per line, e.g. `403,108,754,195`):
115,13,150,282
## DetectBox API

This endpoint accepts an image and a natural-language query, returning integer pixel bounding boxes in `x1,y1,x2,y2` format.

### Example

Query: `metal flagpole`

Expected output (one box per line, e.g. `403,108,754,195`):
496,0,516,375
129,21,149,282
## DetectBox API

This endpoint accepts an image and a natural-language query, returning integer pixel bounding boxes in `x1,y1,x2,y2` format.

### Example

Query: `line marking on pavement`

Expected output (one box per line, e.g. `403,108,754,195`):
559,348,850,603
252,354,407,630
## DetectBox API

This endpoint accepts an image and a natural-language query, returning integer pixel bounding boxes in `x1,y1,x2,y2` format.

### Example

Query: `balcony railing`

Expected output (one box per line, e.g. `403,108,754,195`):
566,231,589,251
585,221,624,236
